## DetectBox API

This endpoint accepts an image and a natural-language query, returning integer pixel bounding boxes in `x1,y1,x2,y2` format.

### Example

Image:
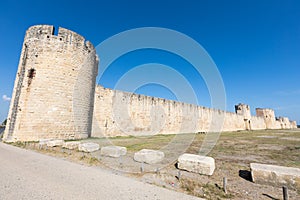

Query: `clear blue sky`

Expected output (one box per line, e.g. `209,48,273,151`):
0,0,299,124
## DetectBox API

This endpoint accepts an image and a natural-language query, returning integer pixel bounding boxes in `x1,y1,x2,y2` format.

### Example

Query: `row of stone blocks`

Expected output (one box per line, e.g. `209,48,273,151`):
39,139,216,175
40,139,300,190
40,139,126,156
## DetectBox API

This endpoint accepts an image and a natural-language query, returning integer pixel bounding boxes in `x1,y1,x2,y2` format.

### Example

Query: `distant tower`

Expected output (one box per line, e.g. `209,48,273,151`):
256,108,276,129
290,120,297,129
3,25,98,142
276,117,294,129
235,103,251,130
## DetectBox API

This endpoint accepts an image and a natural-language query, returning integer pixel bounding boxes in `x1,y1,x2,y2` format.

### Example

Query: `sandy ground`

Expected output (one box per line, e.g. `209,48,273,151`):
0,142,202,200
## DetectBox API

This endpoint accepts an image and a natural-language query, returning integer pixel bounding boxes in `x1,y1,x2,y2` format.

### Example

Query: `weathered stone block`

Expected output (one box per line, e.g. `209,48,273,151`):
46,140,64,147
177,154,215,175
134,149,165,164
250,163,300,190
100,146,127,158
62,141,81,150
39,139,53,145
78,142,100,153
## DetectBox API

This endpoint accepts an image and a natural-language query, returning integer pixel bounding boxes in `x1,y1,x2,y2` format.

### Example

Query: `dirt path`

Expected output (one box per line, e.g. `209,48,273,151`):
0,142,201,200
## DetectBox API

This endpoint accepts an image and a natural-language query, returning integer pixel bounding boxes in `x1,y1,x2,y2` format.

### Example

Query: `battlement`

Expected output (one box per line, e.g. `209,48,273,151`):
25,25,95,52
256,108,274,112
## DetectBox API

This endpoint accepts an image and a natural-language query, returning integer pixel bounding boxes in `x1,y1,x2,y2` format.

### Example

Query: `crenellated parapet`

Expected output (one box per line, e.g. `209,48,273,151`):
24,25,96,52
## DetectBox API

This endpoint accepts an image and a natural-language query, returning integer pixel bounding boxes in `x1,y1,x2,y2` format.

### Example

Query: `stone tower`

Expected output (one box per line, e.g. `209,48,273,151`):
235,103,251,130
3,25,98,142
256,108,276,129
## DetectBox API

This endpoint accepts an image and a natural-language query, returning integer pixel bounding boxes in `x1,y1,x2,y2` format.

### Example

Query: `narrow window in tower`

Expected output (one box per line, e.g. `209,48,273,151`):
28,68,36,78
27,68,36,86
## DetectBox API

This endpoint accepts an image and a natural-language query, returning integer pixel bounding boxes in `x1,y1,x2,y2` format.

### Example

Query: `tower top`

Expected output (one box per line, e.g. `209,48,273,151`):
25,25,95,52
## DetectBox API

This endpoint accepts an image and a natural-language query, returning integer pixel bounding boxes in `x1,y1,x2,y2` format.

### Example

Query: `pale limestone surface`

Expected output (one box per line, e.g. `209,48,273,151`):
235,103,252,130
39,139,53,145
235,103,251,120
134,149,165,164
100,146,127,158
78,143,100,153
46,140,64,147
3,25,98,142
256,109,297,129
63,141,81,150
92,86,247,137
92,86,296,138
177,154,215,175
277,117,297,129
250,116,267,130
291,121,297,128
250,163,300,190
256,108,277,129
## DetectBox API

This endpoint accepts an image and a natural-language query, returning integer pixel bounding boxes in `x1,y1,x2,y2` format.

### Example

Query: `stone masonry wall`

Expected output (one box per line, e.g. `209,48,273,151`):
3,25,98,142
4,25,297,141
92,86,247,137
256,108,297,129
250,116,266,130
256,108,276,129
92,86,297,137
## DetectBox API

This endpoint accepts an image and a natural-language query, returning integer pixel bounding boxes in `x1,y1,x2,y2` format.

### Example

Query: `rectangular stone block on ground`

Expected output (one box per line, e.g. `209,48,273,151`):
100,146,127,158
62,141,81,150
250,163,300,190
46,140,64,147
134,149,165,164
78,142,100,153
39,139,53,146
177,153,215,175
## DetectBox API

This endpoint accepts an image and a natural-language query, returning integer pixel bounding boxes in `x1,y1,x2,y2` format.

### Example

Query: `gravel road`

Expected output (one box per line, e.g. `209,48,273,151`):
0,142,202,200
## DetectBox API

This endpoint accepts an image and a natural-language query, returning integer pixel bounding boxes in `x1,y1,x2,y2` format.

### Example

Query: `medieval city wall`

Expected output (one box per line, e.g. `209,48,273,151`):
250,116,267,130
256,108,276,129
4,25,297,142
275,117,294,129
92,86,249,137
255,108,297,130
92,86,297,137
3,25,98,142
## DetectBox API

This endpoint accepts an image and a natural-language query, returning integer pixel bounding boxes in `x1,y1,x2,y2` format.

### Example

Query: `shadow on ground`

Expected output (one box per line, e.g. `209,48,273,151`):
238,170,253,182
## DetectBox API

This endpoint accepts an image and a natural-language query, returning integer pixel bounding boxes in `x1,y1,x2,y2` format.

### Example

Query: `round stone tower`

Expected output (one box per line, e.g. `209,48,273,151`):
3,25,98,142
